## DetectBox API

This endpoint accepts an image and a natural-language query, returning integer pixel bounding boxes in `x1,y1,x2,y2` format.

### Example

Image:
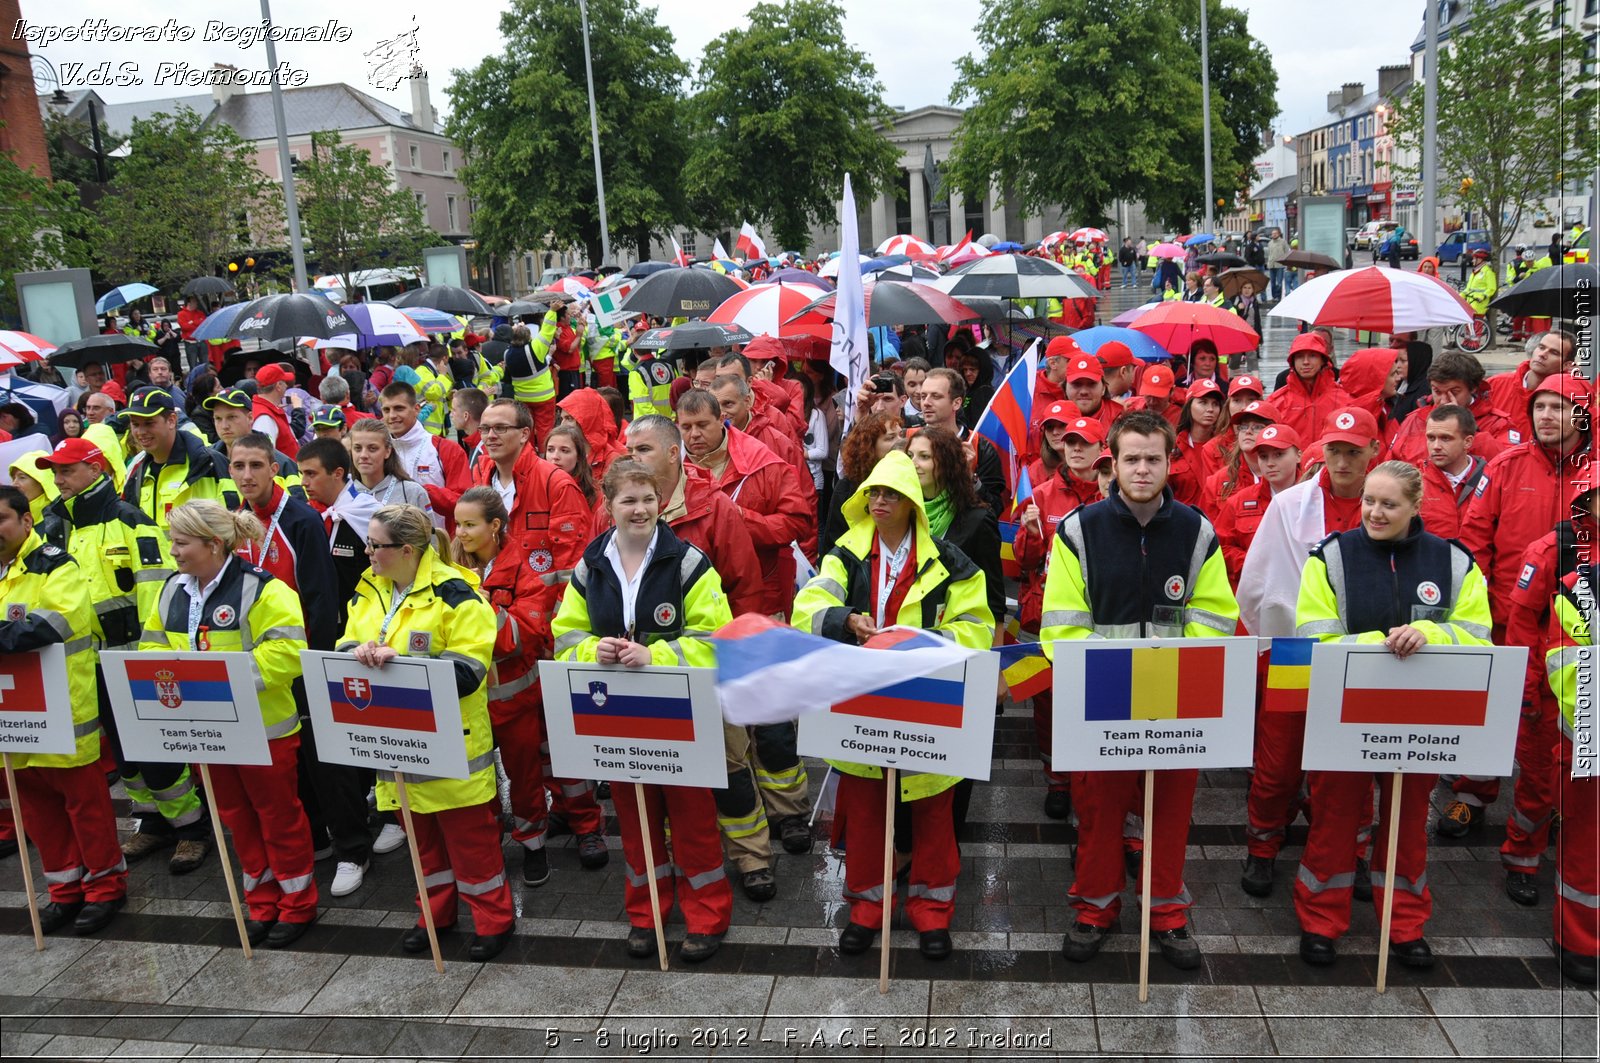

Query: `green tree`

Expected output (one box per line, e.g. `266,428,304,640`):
42,110,115,190
684,0,900,253
297,130,437,297
0,138,96,319
1391,0,1598,267
944,0,1277,231
92,109,280,290
446,0,688,268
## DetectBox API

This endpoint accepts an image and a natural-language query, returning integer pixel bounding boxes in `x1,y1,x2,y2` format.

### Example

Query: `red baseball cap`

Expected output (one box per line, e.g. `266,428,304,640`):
39,438,106,468
1288,332,1331,360
1138,366,1174,398
1096,341,1137,369
1234,399,1282,424
1253,423,1302,452
1062,417,1106,444
1046,336,1087,361
99,381,127,405
1229,375,1264,397
1064,356,1103,383
255,363,295,387
1038,401,1075,426
1187,378,1224,400
1320,407,1381,447
1091,448,1114,470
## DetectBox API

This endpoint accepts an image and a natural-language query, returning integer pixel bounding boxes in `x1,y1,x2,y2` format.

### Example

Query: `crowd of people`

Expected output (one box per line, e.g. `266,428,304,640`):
0,279,1594,986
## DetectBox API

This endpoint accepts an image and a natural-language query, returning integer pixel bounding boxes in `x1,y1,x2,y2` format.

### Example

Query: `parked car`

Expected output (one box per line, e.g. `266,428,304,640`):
1435,229,1491,265
1374,223,1420,261
1346,227,1360,248
1354,221,1387,250
1565,229,1590,264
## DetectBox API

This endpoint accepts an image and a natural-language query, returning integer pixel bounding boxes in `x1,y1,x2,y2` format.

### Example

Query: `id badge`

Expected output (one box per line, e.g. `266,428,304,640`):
1152,605,1185,631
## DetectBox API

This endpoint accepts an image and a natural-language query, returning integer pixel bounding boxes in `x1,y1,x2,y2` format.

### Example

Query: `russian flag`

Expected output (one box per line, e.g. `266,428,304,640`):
973,339,1041,506
1339,650,1492,727
323,657,437,733
568,668,694,742
128,658,240,723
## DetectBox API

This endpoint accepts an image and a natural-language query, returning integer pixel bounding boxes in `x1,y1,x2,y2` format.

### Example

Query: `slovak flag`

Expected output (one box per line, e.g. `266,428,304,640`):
127,658,239,723
736,222,766,261
323,657,437,733
672,237,690,268
0,651,49,713
972,338,1042,506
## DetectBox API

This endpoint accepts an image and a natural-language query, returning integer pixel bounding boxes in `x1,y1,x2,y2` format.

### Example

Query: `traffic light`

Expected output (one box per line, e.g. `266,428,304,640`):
1459,177,1474,195
228,261,239,273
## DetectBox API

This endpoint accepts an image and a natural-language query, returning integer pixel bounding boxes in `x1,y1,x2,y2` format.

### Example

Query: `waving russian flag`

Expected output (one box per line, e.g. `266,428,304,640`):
972,339,1041,506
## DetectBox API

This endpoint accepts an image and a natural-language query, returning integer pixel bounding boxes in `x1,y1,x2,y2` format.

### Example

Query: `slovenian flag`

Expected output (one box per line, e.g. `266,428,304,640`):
128,658,240,723
973,339,1041,507
996,641,1052,701
323,657,437,733
1083,644,1226,722
569,668,695,742
1339,651,1491,727
1263,638,1313,714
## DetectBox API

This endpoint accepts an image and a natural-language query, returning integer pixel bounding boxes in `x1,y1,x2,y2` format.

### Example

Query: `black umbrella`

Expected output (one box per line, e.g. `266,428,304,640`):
390,285,493,317
1197,252,1247,268
957,296,1042,324
790,281,981,328
502,293,564,317
632,321,754,352
207,293,354,341
48,334,161,369
181,276,235,297
625,260,676,280
1491,262,1600,318
621,268,743,320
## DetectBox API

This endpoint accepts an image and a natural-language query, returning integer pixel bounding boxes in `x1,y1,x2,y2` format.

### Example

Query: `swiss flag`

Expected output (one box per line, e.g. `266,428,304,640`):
0,652,48,713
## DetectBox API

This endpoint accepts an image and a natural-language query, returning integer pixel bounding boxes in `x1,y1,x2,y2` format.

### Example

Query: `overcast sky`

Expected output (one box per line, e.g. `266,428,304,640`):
25,0,1422,138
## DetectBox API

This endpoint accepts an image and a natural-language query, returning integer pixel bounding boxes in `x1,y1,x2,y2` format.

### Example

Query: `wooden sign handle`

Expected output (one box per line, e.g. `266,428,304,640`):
634,784,669,971
1138,768,1155,1003
879,766,896,995
197,762,252,959
394,773,444,974
2,752,44,950
1375,768,1404,994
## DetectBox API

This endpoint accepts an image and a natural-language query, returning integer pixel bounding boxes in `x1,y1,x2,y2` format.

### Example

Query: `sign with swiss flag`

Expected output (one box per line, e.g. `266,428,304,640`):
0,645,74,756
300,650,468,779
101,651,269,766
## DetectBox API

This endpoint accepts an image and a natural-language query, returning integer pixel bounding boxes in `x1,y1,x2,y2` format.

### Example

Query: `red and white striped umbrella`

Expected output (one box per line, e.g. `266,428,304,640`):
0,330,55,359
1269,266,1474,332
1069,227,1108,244
1041,231,1071,248
707,281,831,339
939,241,992,267
543,276,597,297
876,234,936,258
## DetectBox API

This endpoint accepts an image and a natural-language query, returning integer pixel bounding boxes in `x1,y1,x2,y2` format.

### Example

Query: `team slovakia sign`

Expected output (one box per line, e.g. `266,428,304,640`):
0,645,74,756
101,651,269,766
1301,644,1525,775
301,651,469,779
538,660,725,787
1050,638,1259,771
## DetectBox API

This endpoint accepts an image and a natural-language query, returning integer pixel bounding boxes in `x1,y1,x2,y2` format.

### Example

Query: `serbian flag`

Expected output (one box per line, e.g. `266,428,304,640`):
671,238,690,267
1082,644,1226,721
568,668,694,742
736,222,766,261
128,658,239,723
973,339,1042,508
0,652,48,713
1339,650,1491,727
1263,638,1313,714
997,641,1051,701
323,657,437,733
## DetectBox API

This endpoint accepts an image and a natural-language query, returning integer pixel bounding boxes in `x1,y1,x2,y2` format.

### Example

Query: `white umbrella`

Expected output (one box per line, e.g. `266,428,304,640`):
818,254,872,279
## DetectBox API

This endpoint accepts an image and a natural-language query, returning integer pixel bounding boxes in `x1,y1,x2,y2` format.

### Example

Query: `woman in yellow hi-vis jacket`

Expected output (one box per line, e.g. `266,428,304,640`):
337,503,511,962
140,500,316,947
1293,461,1492,971
792,450,994,962
552,460,734,964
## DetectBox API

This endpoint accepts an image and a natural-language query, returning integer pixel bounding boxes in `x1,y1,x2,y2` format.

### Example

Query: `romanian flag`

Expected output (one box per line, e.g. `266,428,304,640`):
1263,638,1313,714
1082,645,1226,721
1339,651,1491,727
999,519,1021,579
324,658,437,733
569,669,695,742
997,641,1052,701
973,340,1041,509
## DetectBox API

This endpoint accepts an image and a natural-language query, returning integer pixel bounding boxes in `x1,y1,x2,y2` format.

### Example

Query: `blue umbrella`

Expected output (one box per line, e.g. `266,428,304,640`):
990,241,1026,253
1070,325,1172,362
625,260,676,279
383,305,461,334
95,283,158,314
861,254,910,271
191,303,247,342
1184,233,1216,248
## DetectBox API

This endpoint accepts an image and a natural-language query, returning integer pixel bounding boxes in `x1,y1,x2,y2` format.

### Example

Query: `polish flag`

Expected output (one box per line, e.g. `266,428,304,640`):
671,238,690,267
712,238,731,261
736,222,766,261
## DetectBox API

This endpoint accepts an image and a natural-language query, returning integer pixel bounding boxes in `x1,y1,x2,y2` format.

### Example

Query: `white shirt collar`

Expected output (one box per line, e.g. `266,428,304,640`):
604,526,660,633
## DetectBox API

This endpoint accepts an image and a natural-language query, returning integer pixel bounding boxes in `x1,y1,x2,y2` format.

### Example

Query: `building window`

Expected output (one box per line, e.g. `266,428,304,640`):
1585,34,1598,77
442,149,453,173
680,233,698,258
1587,0,1597,16
408,144,420,169
414,191,425,211
447,196,457,230
1552,0,1569,29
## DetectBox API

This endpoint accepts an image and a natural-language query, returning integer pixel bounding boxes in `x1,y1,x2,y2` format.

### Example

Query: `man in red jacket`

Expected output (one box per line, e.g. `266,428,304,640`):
623,415,790,899
380,382,472,530
250,364,302,459
1486,328,1576,443
1388,352,1514,464
1445,373,1593,838
1061,354,1125,434
1417,405,1486,539
711,373,818,561
1270,333,1354,445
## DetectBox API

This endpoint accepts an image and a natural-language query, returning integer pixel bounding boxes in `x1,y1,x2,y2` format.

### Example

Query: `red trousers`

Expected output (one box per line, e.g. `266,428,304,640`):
1556,739,1600,956
1296,771,1434,942
837,774,958,931
1070,769,1197,930
410,799,515,935
15,762,127,905
0,793,13,841
490,695,602,849
209,733,318,923
593,361,616,390
1031,690,1071,792
1247,708,1307,859
1501,698,1560,872
612,782,731,935
521,400,556,452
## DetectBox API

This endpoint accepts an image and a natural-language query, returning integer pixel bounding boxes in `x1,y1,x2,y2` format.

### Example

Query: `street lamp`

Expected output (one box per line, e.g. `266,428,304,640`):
578,0,611,266
261,0,308,292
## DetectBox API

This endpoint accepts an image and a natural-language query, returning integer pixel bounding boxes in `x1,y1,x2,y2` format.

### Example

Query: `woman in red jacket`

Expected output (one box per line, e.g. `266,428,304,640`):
545,422,604,536
1170,379,1228,514
1213,423,1302,586
453,486,611,885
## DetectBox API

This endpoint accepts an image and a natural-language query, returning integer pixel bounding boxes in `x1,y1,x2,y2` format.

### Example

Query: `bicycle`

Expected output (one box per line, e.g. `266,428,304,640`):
1448,313,1490,354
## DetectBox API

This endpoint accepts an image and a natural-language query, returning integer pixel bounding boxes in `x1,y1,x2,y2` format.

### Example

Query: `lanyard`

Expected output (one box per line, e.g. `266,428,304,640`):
379,477,400,505
875,532,911,628
247,491,289,567
186,561,227,648
379,580,413,643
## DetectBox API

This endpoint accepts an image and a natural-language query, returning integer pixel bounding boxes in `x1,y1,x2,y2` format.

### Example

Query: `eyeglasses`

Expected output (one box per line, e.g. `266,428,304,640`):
866,487,903,503
479,423,524,435
365,541,405,553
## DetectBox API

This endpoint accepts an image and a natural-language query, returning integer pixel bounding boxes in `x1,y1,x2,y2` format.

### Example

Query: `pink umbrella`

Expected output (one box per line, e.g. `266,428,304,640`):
707,281,831,339
1149,242,1188,260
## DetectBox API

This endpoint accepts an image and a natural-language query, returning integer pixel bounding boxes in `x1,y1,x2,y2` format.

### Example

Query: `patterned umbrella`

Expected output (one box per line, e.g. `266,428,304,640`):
707,281,831,339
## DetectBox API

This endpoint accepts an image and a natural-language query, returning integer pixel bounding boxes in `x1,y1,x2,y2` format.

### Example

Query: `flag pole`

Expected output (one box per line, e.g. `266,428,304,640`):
3,753,44,950
635,784,669,972
394,773,444,973
879,766,896,994
1138,768,1155,1003
198,762,252,958
1375,768,1404,994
